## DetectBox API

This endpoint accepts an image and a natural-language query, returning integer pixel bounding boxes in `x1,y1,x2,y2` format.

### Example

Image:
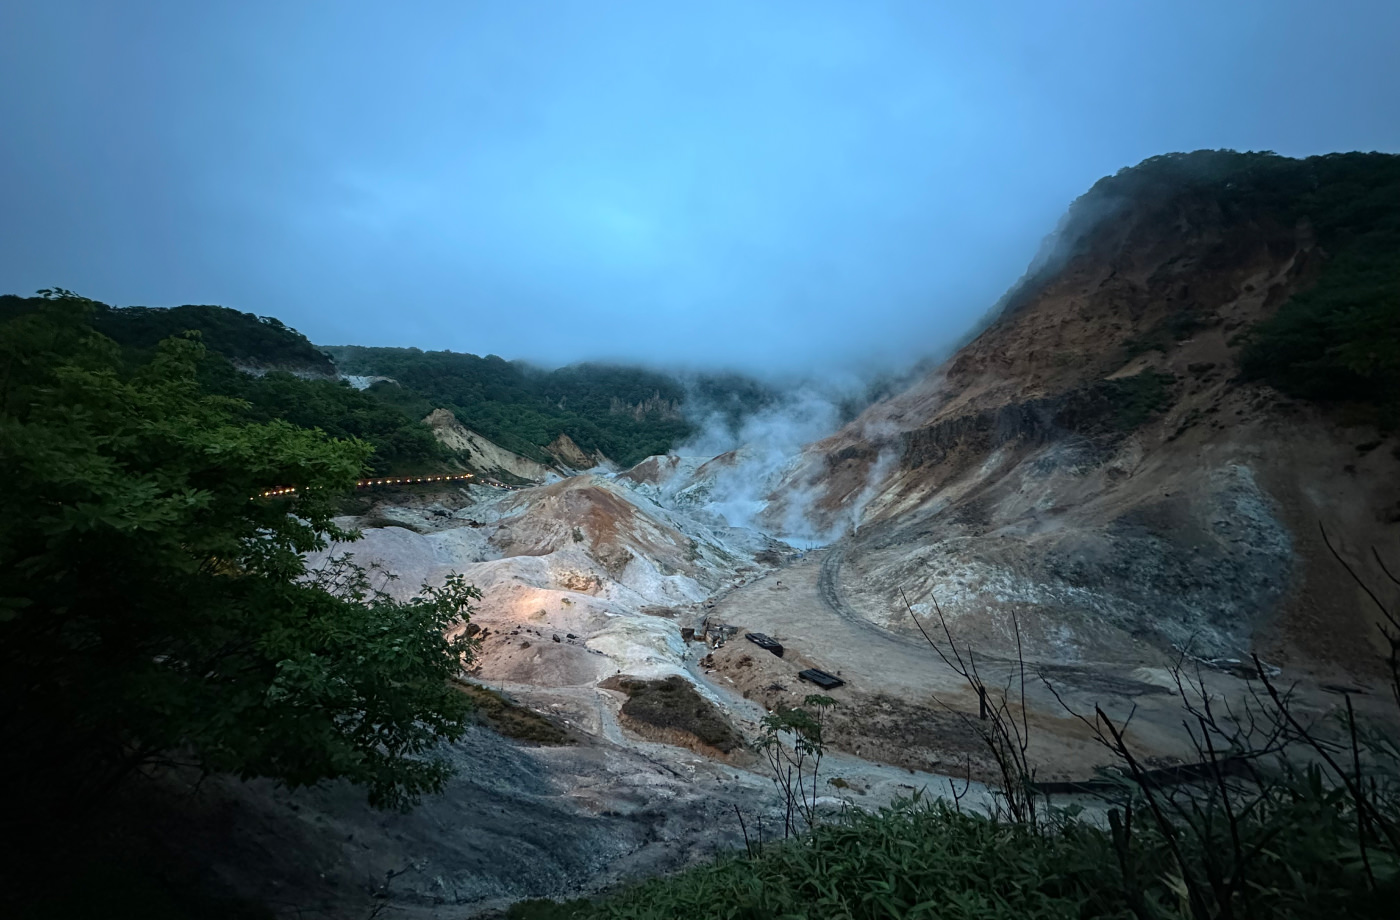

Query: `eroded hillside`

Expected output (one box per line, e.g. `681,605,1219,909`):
768,151,1400,677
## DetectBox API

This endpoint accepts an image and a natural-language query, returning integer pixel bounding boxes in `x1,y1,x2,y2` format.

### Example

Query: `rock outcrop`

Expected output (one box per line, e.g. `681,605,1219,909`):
546,432,610,470
423,408,558,482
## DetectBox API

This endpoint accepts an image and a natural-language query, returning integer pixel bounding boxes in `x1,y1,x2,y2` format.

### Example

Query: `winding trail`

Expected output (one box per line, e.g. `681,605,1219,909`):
817,544,930,645
710,547,960,700
255,471,527,499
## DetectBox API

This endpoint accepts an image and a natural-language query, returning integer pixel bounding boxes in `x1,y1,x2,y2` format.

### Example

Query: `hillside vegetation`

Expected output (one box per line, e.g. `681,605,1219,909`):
326,344,777,467
0,293,337,374
197,358,446,474
1,292,481,855
512,782,1400,920
3,150,1398,919
1,292,443,475
1053,151,1400,425
3,294,783,470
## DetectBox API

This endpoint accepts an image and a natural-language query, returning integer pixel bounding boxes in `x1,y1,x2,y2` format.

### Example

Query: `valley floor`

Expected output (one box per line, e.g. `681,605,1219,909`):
135,474,1394,919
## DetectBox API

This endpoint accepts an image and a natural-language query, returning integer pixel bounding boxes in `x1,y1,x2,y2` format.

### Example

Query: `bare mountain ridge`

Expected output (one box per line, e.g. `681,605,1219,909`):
769,152,1399,678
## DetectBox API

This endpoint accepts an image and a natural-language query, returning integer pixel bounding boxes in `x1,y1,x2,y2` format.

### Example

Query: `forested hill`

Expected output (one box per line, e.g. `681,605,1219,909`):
0,292,336,375
1,293,780,470
2,292,444,475
324,345,777,467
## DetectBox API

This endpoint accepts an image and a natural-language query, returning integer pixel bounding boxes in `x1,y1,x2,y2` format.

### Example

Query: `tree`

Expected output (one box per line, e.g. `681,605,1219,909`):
757,694,837,837
0,293,480,828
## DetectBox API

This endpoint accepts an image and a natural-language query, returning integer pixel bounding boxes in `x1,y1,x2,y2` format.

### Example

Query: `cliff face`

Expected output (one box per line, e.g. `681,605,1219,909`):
423,408,559,482
770,154,1399,677
546,432,612,470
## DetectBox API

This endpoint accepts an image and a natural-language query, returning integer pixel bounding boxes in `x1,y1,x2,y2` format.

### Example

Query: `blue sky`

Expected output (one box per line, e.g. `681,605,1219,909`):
3,1,1397,372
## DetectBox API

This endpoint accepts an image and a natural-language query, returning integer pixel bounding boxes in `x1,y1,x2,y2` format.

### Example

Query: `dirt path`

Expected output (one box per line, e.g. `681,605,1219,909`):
818,545,902,641
712,548,955,697
695,546,1284,780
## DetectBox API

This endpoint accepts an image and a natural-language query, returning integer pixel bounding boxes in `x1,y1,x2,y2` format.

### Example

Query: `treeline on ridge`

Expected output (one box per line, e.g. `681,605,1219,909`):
325,344,777,467
0,293,444,475
1,293,784,472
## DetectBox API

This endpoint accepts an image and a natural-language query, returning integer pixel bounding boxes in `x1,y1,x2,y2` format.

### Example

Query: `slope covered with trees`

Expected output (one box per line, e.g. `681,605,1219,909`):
0,292,481,844
326,344,777,467
0,295,783,471
0,292,337,374
1,293,446,475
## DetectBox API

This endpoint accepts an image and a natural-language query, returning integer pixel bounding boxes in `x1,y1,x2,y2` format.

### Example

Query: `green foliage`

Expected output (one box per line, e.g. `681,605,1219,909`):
612,675,743,753
1062,150,1400,425
1105,369,1177,430
512,777,1400,920
453,680,573,745
3,291,336,373
759,695,838,837
197,359,446,474
1230,154,1400,424
513,800,1121,920
324,345,777,467
1236,154,1400,423
1054,370,1177,436
5,294,782,471
0,294,480,820
4,291,445,475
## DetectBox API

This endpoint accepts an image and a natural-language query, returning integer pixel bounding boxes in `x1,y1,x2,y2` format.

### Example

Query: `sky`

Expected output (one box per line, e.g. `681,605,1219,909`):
2,1,1398,374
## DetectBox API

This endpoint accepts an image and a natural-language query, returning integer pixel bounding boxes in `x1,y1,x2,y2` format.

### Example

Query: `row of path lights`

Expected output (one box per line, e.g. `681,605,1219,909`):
254,471,532,500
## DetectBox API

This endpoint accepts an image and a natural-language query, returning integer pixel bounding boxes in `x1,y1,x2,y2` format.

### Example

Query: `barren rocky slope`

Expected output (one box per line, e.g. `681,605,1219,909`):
423,408,565,481
767,153,1399,681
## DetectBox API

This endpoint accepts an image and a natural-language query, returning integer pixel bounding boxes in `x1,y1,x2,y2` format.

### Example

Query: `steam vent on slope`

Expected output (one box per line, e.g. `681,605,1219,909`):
153,153,1400,916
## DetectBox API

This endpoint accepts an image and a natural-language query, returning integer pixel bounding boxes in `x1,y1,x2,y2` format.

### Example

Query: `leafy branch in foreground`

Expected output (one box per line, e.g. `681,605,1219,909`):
0,294,482,835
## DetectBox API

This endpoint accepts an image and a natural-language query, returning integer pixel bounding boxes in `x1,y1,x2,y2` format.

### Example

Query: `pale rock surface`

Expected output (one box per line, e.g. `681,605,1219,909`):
422,408,560,482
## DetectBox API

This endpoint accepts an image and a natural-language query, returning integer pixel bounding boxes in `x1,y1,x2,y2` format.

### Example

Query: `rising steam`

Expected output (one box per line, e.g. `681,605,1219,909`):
672,374,905,545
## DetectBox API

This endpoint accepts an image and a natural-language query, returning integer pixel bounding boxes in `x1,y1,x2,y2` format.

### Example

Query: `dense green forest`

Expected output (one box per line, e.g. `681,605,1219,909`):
2,293,444,475
326,344,777,466
1,293,480,894
0,293,337,374
197,360,445,474
1,294,780,470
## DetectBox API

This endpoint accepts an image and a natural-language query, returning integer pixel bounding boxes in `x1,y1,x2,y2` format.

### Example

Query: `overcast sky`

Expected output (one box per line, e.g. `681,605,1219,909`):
3,1,1397,372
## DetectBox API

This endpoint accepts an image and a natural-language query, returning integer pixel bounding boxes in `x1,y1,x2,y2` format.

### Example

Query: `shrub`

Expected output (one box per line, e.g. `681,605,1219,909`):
610,675,743,753
1106,369,1177,430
